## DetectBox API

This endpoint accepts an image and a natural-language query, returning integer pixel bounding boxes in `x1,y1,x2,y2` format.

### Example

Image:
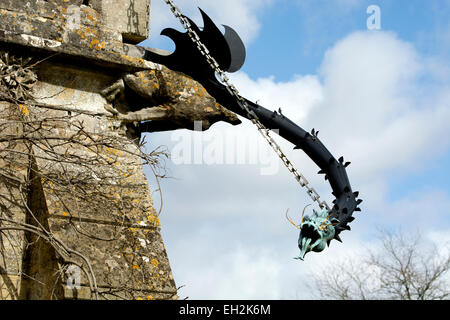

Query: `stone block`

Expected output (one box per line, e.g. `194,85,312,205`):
90,0,151,44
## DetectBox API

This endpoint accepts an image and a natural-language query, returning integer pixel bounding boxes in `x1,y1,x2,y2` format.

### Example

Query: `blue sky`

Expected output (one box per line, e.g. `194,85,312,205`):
244,0,450,77
141,0,450,299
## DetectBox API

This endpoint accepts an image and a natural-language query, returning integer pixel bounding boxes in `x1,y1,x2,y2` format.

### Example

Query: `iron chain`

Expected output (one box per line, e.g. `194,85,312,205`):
163,0,330,211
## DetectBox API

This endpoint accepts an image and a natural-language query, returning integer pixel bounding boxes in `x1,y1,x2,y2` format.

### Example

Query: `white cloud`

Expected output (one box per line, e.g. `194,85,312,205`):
228,30,450,205
229,73,323,123
145,29,450,299
308,31,450,177
170,241,283,299
427,229,450,262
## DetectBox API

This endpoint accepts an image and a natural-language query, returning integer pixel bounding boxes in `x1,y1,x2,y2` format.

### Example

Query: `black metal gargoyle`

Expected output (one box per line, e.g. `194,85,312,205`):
143,8,363,259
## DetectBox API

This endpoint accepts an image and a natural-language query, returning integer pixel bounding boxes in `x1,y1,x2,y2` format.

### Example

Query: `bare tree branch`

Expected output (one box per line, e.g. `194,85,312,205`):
309,229,450,300
1,50,170,300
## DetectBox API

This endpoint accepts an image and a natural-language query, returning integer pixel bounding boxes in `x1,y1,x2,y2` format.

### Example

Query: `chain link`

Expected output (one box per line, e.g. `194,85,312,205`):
163,0,330,211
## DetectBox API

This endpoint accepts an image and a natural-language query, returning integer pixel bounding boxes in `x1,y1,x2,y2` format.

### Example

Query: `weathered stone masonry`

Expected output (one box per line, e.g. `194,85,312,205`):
0,0,194,300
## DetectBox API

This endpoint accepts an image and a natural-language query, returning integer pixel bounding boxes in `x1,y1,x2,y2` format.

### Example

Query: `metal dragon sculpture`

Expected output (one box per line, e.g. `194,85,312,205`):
143,6,363,260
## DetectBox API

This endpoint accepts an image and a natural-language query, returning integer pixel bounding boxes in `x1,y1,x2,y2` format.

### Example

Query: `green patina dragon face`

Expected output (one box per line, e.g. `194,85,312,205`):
287,206,339,260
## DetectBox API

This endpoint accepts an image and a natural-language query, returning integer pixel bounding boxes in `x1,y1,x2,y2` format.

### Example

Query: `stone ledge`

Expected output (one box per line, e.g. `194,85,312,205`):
49,214,160,230
0,1,157,72
0,30,156,72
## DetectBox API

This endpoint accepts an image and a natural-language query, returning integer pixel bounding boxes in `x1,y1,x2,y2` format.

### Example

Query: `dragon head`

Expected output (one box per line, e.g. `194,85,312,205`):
286,205,339,260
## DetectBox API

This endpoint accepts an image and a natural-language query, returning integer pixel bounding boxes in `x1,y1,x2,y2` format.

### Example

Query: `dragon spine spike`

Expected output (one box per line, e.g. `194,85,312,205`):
222,24,246,72
339,156,344,163
344,161,351,167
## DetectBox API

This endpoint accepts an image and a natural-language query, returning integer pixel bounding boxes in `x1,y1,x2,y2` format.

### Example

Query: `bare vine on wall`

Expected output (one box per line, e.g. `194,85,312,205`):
0,51,170,300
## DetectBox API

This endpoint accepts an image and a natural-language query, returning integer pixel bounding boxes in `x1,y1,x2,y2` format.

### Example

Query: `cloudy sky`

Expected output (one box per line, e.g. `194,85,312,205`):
140,0,450,299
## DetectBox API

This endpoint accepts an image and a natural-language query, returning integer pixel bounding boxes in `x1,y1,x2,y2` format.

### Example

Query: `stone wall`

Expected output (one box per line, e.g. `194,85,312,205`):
0,0,179,300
